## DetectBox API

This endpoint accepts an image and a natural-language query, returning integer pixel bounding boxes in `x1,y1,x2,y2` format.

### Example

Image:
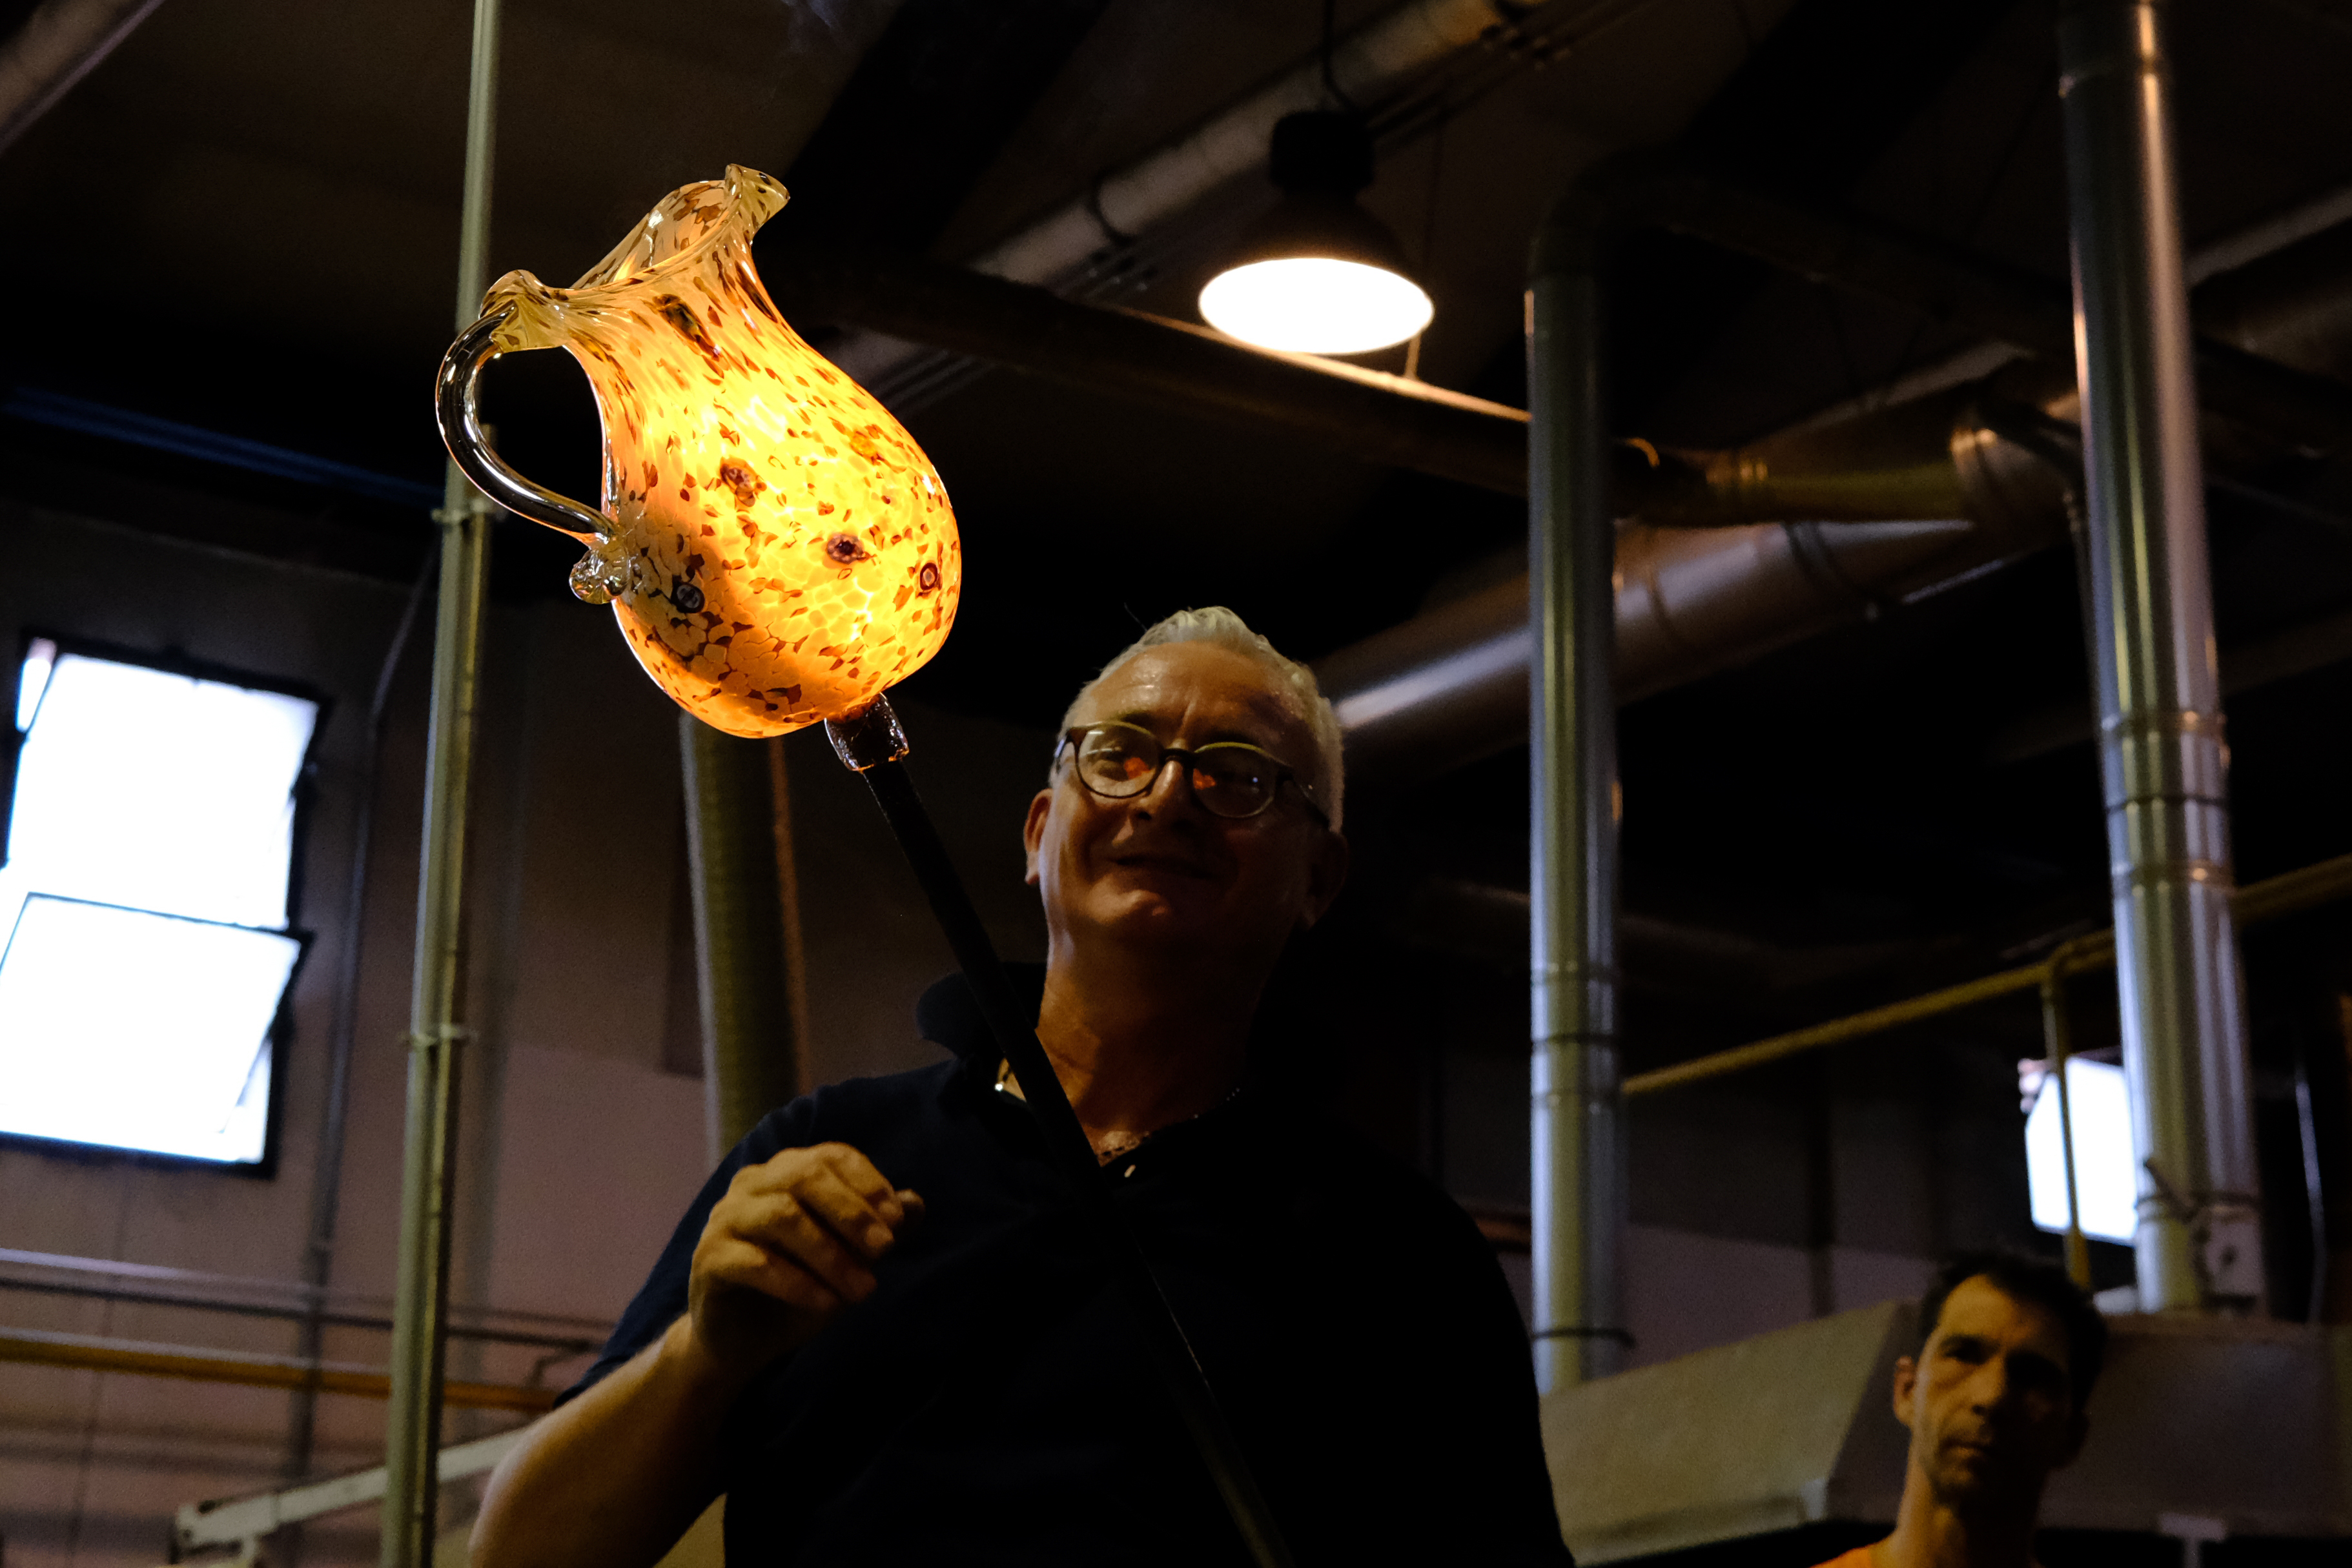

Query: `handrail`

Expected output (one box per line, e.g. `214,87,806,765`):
1623,848,2352,1098
0,1327,558,1413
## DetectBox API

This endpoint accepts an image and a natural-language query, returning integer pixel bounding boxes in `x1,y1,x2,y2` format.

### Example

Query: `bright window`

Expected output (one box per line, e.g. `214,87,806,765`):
0,640,316,1166
2023,1057,2139,1245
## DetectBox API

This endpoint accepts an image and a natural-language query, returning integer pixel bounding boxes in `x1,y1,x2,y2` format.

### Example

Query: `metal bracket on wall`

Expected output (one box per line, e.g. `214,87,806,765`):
165,1428,530,1568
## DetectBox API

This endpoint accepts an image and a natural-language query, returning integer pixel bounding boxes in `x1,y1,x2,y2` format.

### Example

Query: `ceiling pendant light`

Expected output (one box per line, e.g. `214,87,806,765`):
1198,109,1433,356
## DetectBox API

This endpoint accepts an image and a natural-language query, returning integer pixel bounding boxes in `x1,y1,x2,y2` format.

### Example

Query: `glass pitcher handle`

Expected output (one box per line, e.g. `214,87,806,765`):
433,308,608,544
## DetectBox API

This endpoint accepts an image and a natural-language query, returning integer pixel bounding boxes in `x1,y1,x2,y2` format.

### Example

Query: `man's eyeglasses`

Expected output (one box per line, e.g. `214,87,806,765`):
1057,721,1329,826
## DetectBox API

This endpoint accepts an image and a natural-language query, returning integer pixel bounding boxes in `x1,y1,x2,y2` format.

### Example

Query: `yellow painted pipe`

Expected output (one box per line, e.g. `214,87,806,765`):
1623,849,2352,1098
0,1330,555,1413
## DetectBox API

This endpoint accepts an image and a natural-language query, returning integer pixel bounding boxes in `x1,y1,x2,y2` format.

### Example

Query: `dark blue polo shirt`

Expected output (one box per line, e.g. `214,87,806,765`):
568,972,1572,1566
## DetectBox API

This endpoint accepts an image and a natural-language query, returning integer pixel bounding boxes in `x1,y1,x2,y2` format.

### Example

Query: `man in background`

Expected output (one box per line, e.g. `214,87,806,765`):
1817,1254,2106,1568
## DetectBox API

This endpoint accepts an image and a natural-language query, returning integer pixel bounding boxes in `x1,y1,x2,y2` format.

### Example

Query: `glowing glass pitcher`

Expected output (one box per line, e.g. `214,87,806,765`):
435,165,960,737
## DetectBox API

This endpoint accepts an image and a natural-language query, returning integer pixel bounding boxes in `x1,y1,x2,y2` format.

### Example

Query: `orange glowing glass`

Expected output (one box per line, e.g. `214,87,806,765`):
435,165,959,737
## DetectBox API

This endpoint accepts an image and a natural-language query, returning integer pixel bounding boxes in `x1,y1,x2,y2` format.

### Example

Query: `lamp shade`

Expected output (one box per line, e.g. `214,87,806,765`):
1198,111,1433,356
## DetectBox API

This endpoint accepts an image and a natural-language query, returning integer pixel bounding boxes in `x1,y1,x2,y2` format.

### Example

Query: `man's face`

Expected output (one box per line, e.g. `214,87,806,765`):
1893,1276,2087,1515
1023,642,1347,964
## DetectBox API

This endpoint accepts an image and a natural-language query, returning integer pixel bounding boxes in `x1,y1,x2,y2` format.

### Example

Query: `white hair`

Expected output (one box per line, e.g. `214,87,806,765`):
1058,606,1345,830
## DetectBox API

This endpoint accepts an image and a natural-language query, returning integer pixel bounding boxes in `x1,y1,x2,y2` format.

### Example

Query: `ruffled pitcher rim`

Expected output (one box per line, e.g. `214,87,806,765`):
478,164,788,349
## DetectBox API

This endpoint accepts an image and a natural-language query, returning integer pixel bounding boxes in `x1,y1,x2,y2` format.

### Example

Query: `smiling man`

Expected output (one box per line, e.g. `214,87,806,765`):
474,608,1573,1568
1817,1254,2107,1568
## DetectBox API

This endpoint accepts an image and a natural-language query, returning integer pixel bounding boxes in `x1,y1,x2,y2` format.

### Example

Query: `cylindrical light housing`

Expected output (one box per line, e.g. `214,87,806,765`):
1199,111,1433,356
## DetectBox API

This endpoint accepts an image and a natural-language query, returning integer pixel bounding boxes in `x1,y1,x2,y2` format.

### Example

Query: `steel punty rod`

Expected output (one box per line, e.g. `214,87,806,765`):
825,695,1296,1568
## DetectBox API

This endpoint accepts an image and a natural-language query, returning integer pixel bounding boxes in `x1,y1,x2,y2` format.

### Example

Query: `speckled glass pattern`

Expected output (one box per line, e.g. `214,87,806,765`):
477,165,959,737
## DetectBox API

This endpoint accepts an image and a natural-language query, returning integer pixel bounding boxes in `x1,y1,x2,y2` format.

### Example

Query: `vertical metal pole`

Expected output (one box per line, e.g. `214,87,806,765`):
2058,0,2264,1314
287,554,435,1505
2040,964,2094,1290
2291,1050,2326,1324
680,716,806,1161
382,3,500,1563
1526,198,1624,1390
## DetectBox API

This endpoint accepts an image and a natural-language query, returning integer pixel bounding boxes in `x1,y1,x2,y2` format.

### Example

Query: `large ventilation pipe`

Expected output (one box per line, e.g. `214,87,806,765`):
1318,383,2073,785
1525,198,1623,1392
768,148,2352,524
827,0,1520,387
2058,0,2262,1313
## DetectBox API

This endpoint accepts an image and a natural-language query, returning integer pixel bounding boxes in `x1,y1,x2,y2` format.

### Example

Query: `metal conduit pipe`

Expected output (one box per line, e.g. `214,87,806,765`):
773,154,2352,519
2057,0,2263,1313
1318,383,2074,784
1525,198,1624,1390
287,553,435,1494
382,0,500,1562
680,720,808,1161
0,0,164,156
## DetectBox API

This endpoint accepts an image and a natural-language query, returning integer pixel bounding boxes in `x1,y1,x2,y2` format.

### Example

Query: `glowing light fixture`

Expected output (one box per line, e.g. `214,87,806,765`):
1198,110,1431,356
436,166,960,737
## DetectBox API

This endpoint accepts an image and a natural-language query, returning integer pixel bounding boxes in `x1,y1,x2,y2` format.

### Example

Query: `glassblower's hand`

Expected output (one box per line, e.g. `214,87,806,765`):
683,1142,924,1378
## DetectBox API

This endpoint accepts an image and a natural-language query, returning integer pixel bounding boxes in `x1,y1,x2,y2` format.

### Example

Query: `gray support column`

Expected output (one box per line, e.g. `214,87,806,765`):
680,718,808,1161
2058,0,2264,1313
1526,199,1625,1389
382,2,501,1563
381,487,490,1568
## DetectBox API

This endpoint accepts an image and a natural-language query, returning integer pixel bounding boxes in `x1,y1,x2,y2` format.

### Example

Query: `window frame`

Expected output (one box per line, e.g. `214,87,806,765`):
0,627,331,1178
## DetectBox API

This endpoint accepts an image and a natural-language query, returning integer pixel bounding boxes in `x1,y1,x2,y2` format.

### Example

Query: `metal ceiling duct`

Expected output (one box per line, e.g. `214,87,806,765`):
1318,383,2074,786
766,246,1528,496
1526,205,1624,1394
826,0,1520,387
772,155,2352,522
2057,0,2262,1314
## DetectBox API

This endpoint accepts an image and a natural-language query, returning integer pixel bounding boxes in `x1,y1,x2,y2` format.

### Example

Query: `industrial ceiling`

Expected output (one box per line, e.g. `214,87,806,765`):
4,0,2352,1144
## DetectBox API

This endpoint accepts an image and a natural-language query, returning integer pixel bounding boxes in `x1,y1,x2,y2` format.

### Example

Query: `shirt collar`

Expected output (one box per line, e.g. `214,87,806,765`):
915,963,1048,1064
916,964,1265,1155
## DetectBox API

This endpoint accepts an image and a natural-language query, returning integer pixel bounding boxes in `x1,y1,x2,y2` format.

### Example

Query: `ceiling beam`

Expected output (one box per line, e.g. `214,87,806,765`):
775,0,1116,253
762,241,1531,494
